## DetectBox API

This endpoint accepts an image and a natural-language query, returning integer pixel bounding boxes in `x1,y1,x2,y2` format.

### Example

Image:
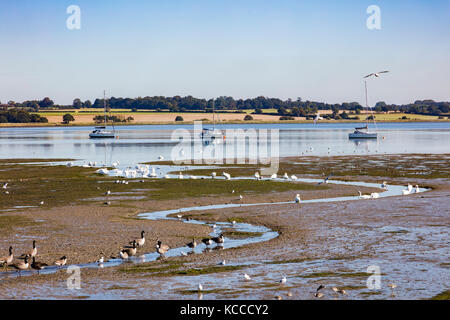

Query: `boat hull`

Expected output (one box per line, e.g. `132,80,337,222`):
349,132,377,139
89,133,115,138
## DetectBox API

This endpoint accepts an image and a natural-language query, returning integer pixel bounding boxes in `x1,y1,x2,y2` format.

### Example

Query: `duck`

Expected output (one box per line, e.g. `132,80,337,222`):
202,238,213,246
156,240,170,256
186,239,197,250
212,234,224,244
19,240,37,259
295,194,301,203
130,231,145,247
54,256,67,267
13,256,29,274
31,257,48,273
0,246,13,266
358,191,371,199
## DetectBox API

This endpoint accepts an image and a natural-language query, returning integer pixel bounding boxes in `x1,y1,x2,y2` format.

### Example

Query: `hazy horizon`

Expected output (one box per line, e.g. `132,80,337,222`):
1,0,449,106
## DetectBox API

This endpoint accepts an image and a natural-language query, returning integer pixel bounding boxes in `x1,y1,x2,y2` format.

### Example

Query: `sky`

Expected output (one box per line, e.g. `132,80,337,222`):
0,0,449,106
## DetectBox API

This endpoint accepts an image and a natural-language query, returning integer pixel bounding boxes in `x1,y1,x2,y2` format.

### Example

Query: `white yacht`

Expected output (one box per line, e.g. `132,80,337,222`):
89,91,116,139
201,100,224,141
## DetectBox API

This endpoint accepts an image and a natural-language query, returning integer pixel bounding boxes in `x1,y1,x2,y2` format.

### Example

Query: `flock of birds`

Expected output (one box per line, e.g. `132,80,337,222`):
0,240,67,275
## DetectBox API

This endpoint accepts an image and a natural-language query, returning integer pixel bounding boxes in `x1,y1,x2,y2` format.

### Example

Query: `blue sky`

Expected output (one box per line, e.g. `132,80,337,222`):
0,0,449,105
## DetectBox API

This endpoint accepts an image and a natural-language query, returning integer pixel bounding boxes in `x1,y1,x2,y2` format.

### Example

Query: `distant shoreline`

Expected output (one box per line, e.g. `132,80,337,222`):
0,118,449,128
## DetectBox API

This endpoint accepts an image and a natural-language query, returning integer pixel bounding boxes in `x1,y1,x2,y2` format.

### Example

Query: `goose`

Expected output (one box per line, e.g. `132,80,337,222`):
186,239,197,250
415,185,420,193
31,257,48,273
212,234,224,244
279,276,287,284
202,238,213,246
270,173,277,179
156,240,170,256
370,192,380,198
317,284,326,292
0,246,13,266
222,172,231,180
13,257,29,274
295,194,301,203
358,191,371,199
122,240,137,256
244,273,252,281
211,172,217,179
119,250,129,260
19,240,37,259
130,231,145,247
381,181,388,189
54,256,67,267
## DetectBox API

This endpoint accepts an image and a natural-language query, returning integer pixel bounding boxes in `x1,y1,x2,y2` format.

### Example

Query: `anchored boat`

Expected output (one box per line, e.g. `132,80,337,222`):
89,91,116,139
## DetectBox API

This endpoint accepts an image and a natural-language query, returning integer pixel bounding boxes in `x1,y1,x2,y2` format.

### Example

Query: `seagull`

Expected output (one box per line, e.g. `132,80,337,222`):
270,173,277,179
222,172,231,180
279,276,287,284
291,175,298,180
239,195,243,200
358,191,371,199
211,172,217,179
295,194,301,203
313,112,324,124
283,173,289,179
244,273,252,281
254,172,261,180
2,183,8,189
364,70,389,78
198,284,203,292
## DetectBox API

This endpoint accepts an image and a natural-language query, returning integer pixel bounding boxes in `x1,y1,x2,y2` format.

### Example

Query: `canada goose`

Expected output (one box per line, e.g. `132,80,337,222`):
202,238,213,246
244,273,252,281
317,284,325,292
295,194,301,203
212,234,224,244
122,240,137,256
313,292,324,298
0,246,13,266
358,191,371,199
54,256,67,267
186,239,197,250
13,257,29,274
156,240,170,255
19,240,37,259
31,257,48,273
130,231,145,247
119,250,129,260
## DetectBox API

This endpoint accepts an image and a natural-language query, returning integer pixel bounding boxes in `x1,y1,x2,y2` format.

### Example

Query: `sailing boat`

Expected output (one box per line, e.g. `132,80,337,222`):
89,91,116,139
201,100,224,141
349,77,379,139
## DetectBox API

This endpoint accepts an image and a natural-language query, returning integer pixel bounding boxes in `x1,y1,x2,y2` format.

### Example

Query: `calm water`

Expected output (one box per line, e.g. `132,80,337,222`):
0,122,449,166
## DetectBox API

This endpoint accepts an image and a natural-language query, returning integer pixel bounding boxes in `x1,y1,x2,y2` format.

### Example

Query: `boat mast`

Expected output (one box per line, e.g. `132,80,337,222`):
103,90,107,127
364,80,368,129
212,99,215,131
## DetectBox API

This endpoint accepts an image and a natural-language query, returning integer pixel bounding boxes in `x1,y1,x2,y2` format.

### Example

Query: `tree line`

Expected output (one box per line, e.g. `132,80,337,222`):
2,96,449,116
